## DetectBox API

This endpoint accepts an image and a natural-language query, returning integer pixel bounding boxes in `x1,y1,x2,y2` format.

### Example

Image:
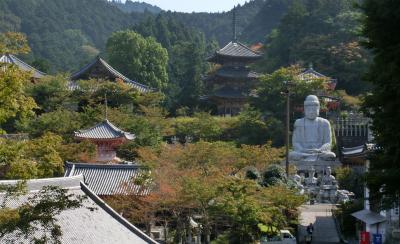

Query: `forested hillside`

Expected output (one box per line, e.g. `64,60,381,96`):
0,0,145,72
0,0,370,96
257,0,370,94
110,0,162,14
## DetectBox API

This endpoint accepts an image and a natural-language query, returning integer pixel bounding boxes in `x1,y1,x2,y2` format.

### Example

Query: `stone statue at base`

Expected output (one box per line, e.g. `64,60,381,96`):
304,167,318,187
320,167,337,187
289,95,336,162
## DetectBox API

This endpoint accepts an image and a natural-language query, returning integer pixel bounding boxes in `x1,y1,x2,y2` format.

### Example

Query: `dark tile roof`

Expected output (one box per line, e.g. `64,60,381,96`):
214,66,260,80
208,42,262,62
0,175,157,244
75,120,135,140
70,57,152,93
64,162,149,195
209,86,248,99
0,54,46,79
341,144,378,158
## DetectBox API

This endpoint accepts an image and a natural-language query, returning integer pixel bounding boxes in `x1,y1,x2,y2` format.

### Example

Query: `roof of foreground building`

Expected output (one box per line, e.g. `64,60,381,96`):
70,56,152,93
74,119,135,140
0,54,46,79
0,175,157,244
64,162,150,195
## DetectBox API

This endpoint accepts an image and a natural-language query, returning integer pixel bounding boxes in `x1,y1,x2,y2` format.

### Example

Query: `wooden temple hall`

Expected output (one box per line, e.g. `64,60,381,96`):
203,9,262,116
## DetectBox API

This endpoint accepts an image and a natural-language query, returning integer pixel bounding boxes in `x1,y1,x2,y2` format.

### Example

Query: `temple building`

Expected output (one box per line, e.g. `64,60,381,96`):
0,175,157,244
70,56,152,93
74,119,134,163
64,162,149,196
203,10,262,116
298,64,337,91
0,54,46,81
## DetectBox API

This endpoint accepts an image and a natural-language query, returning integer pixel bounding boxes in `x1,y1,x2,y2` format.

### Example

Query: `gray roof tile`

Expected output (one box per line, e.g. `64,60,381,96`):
64,162,150,195
75,120,135,140
70,57,153,93
0,54,46,79
208,42,262,62
0,175,157,244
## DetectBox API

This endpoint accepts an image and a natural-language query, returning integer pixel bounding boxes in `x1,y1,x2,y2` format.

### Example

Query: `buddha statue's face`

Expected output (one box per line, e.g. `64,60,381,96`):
304,104,319,120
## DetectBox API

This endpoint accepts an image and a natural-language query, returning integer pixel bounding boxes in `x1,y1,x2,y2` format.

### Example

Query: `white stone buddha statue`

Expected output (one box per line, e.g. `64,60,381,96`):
289,95,336,161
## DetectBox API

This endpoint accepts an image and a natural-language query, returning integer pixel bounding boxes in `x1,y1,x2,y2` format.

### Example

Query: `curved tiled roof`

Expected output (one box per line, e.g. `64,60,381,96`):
64,162,150,195
214,66,260,80
70,57,152,93
0,175,157,244
0,54,46,79
208,42,262,63
75,120,135,140
210,86,248,99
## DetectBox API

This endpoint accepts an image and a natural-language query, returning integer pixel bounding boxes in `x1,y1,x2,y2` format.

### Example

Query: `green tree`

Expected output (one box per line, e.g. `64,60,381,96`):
362,0,400,208
0,183,85,243
106,30,168,90
0,66,37,133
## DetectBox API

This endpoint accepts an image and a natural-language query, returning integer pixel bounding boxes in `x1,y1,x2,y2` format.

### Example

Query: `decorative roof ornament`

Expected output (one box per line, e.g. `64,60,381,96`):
232,6,237,42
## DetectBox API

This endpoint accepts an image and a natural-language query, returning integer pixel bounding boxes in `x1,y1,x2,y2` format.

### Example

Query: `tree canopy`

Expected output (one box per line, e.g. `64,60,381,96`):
106,30,169,90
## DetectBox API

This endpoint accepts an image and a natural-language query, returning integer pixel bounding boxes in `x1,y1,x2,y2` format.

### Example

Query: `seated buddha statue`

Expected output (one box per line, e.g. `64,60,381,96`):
289,95,336,161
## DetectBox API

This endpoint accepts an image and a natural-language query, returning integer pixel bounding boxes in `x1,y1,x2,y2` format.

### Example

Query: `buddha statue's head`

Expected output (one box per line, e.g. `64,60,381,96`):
304,95,320,120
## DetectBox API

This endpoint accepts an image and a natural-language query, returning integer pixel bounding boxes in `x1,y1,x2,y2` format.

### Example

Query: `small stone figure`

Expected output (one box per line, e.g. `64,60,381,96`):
320,167,337,187
304,167,318,187
292,174,304,194
289,95,336,161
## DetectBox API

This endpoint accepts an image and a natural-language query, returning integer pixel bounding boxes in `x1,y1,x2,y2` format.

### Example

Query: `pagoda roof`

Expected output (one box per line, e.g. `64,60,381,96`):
0,175,157,244
208,86,248,100
0,54,46,79
214,66,260,80
207,42,262,63
64,162,150,196
70,57,152,93
75,120,135,140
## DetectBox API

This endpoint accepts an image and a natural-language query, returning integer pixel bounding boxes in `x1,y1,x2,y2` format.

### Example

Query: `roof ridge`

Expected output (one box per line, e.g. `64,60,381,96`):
0,175,84,191
0,54,46,77
65,162,142,169
80,182,158,243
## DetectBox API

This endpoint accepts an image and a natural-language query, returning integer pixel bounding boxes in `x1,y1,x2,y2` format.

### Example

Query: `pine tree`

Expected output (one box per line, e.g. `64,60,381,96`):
362,0,400,208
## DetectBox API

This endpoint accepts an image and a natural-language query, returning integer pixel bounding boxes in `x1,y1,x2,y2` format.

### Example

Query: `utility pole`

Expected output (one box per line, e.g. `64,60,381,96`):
284,81,292,177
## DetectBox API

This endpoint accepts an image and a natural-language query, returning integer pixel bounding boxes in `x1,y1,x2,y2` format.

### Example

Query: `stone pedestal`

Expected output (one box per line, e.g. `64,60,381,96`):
285,159,342,175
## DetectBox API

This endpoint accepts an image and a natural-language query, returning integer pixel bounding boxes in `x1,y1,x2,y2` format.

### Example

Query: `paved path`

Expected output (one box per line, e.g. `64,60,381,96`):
298,203,340,244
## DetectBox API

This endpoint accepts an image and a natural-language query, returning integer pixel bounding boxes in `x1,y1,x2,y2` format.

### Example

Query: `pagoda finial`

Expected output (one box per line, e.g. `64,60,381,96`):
309,63,314,70
104,93,108,120
233,6,237,42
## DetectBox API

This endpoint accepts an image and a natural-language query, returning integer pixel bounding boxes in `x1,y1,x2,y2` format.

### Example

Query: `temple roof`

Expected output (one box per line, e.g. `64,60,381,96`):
208,86,248,100
64,162,150,195
70,57,152,93
75,120,135,140
0,54,46,79
341,144,377,159
213,65,260,80
207,42,262,63
0,175,157,244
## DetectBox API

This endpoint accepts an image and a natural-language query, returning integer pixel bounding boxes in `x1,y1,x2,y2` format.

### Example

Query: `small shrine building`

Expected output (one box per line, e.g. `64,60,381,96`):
74,119,134,163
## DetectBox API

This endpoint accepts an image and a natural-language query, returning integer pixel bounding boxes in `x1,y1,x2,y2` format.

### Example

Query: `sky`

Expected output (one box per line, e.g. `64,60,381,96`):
124,0,250,13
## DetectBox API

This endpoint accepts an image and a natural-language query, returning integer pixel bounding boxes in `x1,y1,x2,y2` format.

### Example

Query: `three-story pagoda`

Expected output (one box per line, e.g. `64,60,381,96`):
204,10,262,116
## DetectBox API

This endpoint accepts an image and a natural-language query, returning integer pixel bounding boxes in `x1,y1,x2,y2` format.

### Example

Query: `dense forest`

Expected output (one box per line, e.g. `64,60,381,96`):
109,0,162,14
0,0,370,98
